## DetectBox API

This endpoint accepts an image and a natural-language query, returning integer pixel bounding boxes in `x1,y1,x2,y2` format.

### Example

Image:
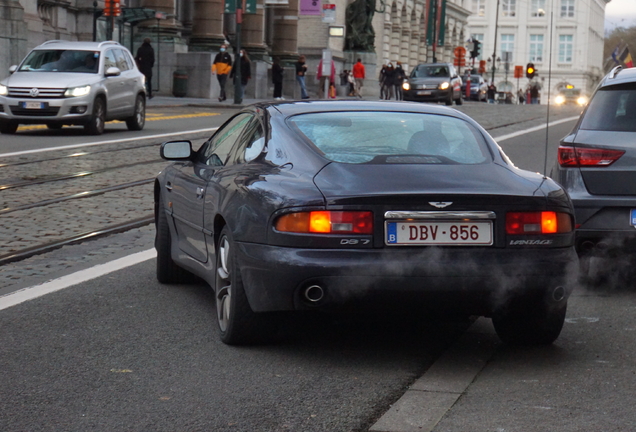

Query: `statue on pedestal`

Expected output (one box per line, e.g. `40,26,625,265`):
345,0,376,52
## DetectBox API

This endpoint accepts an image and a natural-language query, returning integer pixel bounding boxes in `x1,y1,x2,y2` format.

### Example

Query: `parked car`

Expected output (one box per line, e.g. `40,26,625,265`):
0,40,146,135
402,63,463,105
551,65,636,279
155,100,577,346
554,87,588,106
461,74,488,101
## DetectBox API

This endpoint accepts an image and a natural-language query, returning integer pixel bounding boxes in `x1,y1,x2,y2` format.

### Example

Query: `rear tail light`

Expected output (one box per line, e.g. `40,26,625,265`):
558,146,625,167
275,211,373,234
506,212,572,234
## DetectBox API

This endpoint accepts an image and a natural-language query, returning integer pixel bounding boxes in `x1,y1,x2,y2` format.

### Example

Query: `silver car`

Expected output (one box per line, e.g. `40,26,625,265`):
0,40,146,135
551,65,636,281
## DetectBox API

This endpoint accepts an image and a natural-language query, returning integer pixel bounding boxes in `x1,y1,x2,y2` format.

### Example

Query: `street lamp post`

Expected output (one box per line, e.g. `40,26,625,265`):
490,0,500,84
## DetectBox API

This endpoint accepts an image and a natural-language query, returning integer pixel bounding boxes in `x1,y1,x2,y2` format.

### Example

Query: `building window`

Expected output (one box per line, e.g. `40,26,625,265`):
472,0,485,17
558,35,573,62
472,33,484,60
501,34,515,62
531,0,546,17
560,0,574,18
529,34,544,62
502,0,516,17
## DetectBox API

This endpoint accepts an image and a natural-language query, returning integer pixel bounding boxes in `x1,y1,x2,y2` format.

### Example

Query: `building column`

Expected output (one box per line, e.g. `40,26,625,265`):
190,0,226,51
243,0,268,55
271,0,299,60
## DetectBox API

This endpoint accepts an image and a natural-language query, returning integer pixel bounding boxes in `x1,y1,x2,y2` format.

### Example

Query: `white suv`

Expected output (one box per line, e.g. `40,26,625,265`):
0,40,146,135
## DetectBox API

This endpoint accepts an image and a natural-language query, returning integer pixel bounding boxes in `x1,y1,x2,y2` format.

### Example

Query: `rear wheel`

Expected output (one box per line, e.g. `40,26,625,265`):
155,195,194,284
125,95,146,131
492,300,567,346
215,226,278,345
84,97,105,135
0,121,18,134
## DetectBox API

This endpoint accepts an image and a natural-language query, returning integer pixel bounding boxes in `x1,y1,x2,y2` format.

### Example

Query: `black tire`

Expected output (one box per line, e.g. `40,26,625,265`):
455,94,463,105
125,95,146,131
0,121,18,134
215,226,278,345
445,93,453,106
47,124,63,130
84,97,105,135
155,195,194,284
492,301,567,346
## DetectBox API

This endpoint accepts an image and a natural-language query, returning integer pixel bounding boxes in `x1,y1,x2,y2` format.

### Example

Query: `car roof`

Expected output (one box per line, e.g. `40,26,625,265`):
32,40,127,52
599,66,636,88
255,100,473,121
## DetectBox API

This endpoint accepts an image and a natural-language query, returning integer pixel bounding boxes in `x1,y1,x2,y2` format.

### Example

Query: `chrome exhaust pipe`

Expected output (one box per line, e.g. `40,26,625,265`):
304,285,324,303
552,286,566,302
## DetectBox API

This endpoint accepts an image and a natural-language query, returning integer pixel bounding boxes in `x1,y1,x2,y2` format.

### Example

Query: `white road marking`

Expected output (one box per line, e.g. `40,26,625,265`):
0,128,219,158
0,249,156,311
492,116,580,142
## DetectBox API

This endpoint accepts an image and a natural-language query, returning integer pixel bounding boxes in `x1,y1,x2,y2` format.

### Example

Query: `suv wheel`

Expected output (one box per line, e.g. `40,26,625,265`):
84,97,105,135
445,93,453,106
0,121,18,134
125,95,146,131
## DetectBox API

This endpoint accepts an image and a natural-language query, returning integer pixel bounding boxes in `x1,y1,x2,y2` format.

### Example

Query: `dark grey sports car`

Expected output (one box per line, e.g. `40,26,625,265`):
155,100,577,346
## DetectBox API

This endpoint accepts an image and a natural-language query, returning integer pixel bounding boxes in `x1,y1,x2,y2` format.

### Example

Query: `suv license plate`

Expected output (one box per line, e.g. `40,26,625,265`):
385,221,493,245
22,101,44,109
631,209,636,226
417,90,432,96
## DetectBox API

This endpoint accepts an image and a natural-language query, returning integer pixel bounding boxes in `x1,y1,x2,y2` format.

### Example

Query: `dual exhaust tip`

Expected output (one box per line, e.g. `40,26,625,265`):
303,285,325,303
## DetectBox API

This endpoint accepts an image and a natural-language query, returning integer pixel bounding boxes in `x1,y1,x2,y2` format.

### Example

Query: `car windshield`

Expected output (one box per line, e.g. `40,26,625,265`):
470,76,482,84
579,83,636,132
288,112,491,164
561,89,580,97
412,65,449,78
18,50,100,73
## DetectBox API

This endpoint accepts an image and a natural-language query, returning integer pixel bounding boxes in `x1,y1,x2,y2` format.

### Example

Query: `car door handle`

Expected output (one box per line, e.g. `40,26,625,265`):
165,182,173,191
196,187,204,199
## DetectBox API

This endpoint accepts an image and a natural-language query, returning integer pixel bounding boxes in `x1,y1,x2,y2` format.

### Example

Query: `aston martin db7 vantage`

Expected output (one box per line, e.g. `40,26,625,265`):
155,100,577,346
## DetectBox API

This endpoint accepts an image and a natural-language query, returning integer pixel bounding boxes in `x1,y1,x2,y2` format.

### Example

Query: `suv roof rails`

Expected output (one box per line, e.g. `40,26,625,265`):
40,40,63,45
609,65,623,79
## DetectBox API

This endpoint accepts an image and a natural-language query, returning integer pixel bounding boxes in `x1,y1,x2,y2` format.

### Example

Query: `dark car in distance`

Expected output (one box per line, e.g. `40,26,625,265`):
461,75,488,102
552,65,636,280
402,63,463,105
155,100,577,346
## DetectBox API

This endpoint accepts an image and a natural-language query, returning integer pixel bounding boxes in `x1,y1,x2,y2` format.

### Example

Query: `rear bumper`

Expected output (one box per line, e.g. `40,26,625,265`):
236,242,578,314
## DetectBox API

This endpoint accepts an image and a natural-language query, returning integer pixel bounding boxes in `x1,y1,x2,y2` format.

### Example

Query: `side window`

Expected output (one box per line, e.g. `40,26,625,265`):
199,113,254,166
113,49,131,71
238,122,266,163
103,50,117,70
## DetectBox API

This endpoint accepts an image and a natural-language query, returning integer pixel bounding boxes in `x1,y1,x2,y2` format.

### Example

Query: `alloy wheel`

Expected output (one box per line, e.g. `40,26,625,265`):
216,236,232,332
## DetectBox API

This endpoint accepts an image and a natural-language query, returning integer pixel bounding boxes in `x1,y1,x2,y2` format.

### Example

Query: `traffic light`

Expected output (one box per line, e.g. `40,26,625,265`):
470,39,481,59
526,63,536,79
112,0,121,16
103,0,111,16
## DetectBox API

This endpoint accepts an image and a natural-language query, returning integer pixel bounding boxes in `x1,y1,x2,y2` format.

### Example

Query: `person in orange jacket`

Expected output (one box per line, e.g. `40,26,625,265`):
212,43,233,102
352,58,365,98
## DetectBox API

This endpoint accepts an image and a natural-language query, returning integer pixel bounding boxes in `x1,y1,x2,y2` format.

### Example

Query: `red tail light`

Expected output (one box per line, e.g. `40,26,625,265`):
506,212,572,234
275,211,373,234
558,146,625,167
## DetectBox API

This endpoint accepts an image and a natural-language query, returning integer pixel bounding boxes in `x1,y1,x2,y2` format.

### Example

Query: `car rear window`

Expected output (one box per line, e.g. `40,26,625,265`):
288,112,491,164
580,83,636,132
19,50,100,73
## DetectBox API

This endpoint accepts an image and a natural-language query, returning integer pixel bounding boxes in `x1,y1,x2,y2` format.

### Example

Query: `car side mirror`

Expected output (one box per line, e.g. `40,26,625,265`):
105,67,121,77
161,141,193,160
9,65,17,74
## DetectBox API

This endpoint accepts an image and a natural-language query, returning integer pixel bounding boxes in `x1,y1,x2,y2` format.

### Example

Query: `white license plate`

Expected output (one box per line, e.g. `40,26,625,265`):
22,101,44,109
631,209,636,226
417,90,432,96
385,221,493,245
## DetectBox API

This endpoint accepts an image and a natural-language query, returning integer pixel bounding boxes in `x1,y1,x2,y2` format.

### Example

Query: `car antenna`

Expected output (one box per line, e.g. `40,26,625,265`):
542,8,555,179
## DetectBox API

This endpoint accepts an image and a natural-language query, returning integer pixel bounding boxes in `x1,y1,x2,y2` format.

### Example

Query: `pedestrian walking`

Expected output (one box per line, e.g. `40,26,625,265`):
295,55,309,99
135,38,155,99
517,88,525,104
272,57,284,100
352,58,365,98
383,63,396,100
379,64,388,99
487,82,497,104
230,49,251,99
316,58,336,99
347,71,356,96
530,83,540,104
212,43,232,102
394,62,406,101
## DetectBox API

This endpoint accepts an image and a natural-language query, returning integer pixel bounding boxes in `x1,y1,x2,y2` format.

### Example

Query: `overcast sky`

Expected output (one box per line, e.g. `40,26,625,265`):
605,0,636,31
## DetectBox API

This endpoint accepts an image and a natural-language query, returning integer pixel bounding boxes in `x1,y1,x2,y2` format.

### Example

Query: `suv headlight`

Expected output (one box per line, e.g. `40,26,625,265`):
555,95,565,105
439,82,450,90
65,85,91,97
577,96,588,106
402,82,410,91
0,84,7,96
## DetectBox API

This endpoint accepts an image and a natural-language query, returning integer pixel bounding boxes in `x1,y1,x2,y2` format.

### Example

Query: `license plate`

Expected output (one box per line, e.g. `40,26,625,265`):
385,221,493,245
417,90,432,96
631,209,636,226
22,101,44,109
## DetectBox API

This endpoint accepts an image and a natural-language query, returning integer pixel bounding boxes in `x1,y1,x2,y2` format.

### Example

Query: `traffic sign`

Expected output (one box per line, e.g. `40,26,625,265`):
514,65,523,79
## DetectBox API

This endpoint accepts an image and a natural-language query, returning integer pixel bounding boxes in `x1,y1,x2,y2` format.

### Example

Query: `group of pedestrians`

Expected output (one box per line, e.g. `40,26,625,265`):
378,62,406,100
